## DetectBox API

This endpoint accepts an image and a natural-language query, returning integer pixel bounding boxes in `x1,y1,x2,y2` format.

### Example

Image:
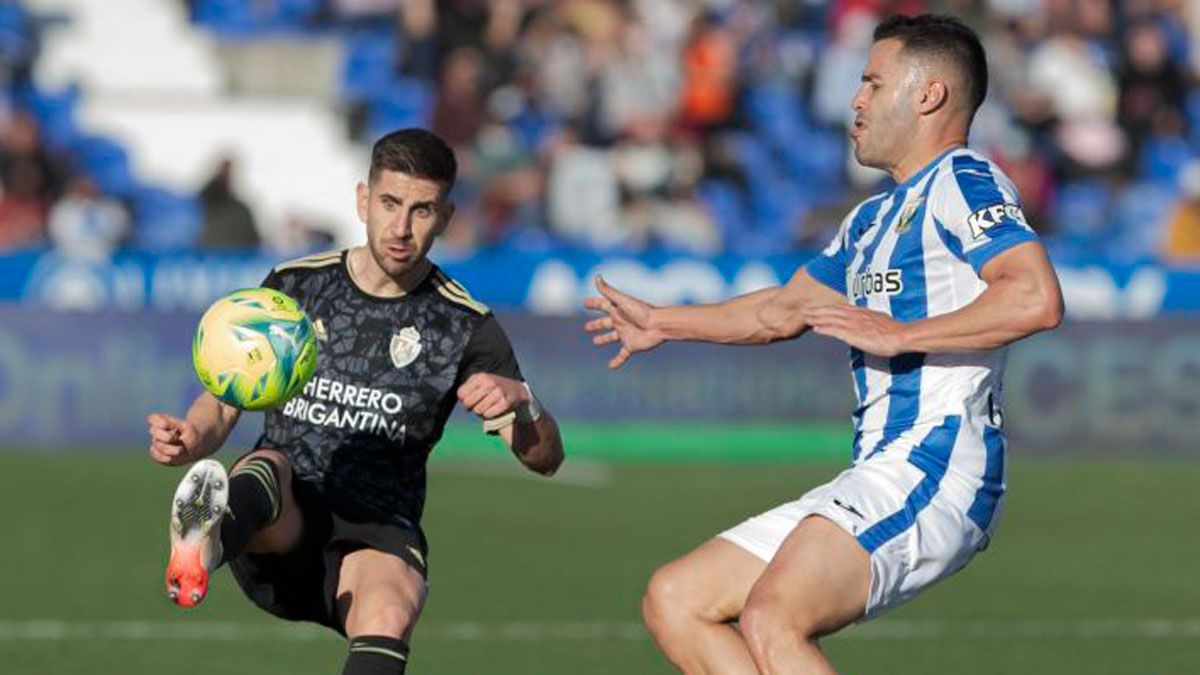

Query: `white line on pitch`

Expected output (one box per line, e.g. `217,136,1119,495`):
1,619,1198,642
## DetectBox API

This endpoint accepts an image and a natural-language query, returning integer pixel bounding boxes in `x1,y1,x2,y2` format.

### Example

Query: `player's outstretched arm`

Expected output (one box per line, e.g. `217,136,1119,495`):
457,373,564,476
583,269,846,368
805,242,1063,356
147,392,241,466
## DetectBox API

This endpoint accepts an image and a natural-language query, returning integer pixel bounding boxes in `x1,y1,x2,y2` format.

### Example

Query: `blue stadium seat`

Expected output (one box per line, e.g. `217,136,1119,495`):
15,84,81,151
130,187,203,251
1108,181,1177,263
729,132,778,181
1053,180,1112,256
193,0,252,33
275,0,322,25
364,77,432,141
782,130,844,201
0,1,33,63
1188,92,1200,149
697,179,749,248
341,30,397,103
746,176,807,253
1138,134,1191,186
743,85,810,151
73,135,136,198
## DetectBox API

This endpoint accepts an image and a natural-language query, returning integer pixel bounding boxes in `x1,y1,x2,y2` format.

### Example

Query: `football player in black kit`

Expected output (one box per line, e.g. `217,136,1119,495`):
146,129,565,675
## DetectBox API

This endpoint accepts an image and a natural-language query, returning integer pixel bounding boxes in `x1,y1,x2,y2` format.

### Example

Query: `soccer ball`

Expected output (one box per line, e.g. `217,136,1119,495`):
192,287,318,411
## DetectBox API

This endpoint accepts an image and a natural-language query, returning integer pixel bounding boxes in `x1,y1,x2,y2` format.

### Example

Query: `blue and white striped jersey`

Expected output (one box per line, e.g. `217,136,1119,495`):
805,146,1039,537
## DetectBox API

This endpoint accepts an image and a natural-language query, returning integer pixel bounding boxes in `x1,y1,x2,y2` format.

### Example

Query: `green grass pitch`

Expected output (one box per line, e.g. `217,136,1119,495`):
1,437,1197,674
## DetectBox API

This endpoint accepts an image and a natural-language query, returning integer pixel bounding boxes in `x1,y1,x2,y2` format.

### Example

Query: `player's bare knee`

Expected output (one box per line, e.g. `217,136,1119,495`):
352,596,421,639
739,597,814,655
642,566,695,629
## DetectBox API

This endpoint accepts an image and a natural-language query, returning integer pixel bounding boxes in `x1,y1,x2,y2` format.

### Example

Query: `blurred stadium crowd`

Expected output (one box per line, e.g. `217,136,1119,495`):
0,0,1199,264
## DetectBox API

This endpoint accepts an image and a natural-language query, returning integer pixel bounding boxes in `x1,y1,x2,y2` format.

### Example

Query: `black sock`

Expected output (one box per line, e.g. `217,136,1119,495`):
218,457,282,566
342,635,409,675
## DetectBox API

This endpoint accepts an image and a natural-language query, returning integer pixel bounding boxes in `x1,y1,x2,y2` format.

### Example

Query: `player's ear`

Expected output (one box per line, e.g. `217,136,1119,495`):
355,181,369,223
918,79,948,115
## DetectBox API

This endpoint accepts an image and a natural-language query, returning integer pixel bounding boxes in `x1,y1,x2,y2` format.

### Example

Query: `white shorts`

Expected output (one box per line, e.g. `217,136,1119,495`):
719,452,999,619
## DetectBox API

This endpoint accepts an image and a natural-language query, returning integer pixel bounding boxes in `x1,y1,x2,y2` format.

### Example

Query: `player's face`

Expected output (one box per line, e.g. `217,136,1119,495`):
850,38,921,170
357,170,453,279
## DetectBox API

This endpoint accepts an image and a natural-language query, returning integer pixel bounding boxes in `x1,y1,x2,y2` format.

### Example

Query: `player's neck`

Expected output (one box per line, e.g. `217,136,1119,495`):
347,246,431,298
890,138,967,185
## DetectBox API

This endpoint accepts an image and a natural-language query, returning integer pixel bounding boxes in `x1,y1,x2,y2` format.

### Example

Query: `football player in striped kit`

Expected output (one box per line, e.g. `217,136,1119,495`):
585,14,1062,675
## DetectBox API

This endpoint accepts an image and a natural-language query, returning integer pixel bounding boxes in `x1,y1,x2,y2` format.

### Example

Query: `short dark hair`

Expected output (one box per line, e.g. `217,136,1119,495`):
369,128,457,190
873,14,988,115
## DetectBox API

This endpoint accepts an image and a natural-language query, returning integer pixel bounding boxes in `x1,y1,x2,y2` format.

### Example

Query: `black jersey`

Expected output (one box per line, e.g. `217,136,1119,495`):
256,249,522,526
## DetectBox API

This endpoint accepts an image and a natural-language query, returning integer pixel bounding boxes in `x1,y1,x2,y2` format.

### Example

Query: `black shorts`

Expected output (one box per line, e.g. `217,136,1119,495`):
228,476,429,634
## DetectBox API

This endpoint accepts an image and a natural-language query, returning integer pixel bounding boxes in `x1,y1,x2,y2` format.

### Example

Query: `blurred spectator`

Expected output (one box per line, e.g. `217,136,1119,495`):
47,176,129,260
431,46,487,148
545,128,624,249
0,155,48,248
197,158,260,249
1118,20,1190,159
813,9,875,130
1026,25,1125,174
677,11,737,134
0,111,64,203
397,0,437,80
1161,162,1200,264
517,9,590,126
597,11,678,140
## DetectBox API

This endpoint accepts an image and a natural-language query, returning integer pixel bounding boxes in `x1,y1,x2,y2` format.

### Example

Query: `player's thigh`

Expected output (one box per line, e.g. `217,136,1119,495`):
646,537,767,623
336,547,427,640
743,515,870,638
233,448,302,554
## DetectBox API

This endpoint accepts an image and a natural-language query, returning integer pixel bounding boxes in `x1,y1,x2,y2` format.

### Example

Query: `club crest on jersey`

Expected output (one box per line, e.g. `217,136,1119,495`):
967,203,1027,239
895,198,923,234
389,326,422,368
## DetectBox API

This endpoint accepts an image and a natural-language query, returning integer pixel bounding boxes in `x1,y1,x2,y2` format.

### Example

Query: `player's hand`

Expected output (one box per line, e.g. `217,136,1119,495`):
147,413,201,466
804,305,909,357
457,373,529,420
583,276,665,369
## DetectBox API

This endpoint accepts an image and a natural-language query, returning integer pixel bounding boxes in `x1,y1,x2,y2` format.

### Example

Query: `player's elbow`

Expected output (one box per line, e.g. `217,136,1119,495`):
757,306,805,343
1032,287,1064,332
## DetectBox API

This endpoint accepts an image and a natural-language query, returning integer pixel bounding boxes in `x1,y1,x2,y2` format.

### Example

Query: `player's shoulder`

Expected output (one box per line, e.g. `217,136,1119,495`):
931,148,1014,194
269,249,345,279
427,266,491,317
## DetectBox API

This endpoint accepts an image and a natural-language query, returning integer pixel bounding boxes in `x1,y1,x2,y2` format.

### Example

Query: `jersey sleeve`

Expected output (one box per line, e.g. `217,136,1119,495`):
457,315,525,434
805,211,853,295
456,314,524,385
931,156,1040,275
260,267,282,290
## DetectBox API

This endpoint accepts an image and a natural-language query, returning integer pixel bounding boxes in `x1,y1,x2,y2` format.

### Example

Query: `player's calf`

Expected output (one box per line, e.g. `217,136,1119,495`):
222,451,287,559
337,548,427,674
